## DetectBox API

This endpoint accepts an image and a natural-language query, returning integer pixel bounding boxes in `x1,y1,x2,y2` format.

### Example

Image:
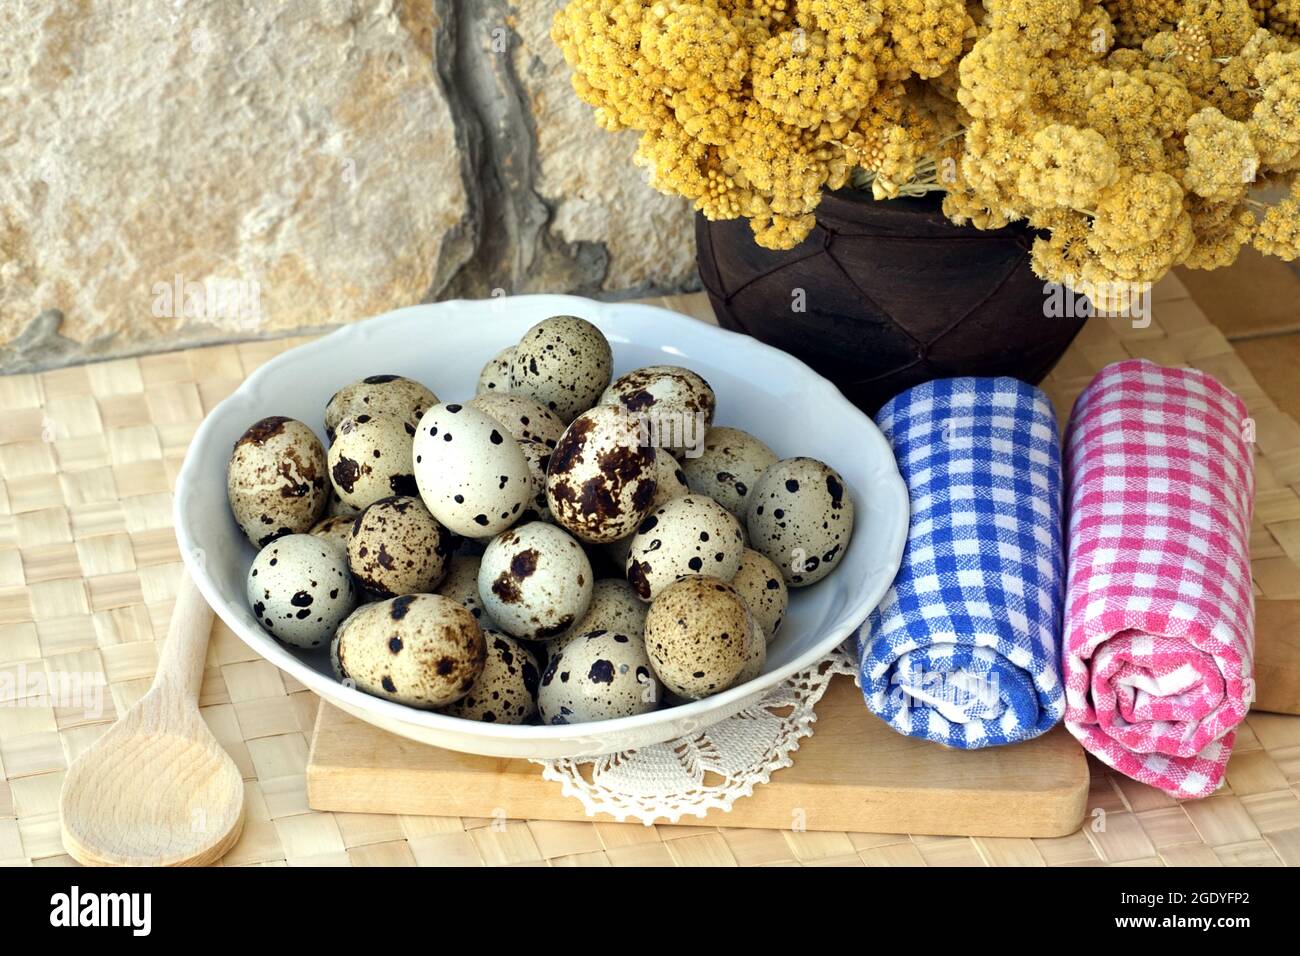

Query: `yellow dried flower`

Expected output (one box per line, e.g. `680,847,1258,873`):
641,3,748,91
885,0,972,78
1091,171,1189,251
1254,178,1300,257
1018,124,1120,209
1249,50,1300,163
1184,197,1257,267
751,28,879,128
1185,107,1259,200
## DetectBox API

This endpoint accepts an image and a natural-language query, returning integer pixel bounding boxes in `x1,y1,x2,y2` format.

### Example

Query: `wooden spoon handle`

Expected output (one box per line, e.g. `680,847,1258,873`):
153,572,215,701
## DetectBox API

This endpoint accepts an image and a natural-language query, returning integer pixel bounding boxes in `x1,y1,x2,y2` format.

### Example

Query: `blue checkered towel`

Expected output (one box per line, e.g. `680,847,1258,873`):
855,377,1066,748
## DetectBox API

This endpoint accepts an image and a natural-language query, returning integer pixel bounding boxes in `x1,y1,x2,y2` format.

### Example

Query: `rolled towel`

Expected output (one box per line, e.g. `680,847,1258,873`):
856,377,1066,748
1063,359,1255,799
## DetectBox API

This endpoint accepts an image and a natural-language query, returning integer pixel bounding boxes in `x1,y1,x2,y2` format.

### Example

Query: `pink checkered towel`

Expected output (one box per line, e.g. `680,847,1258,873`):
1062,359,1255,799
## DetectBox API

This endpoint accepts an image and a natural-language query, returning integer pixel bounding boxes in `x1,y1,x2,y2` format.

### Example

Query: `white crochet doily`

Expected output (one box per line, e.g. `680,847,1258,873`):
532,643,859,825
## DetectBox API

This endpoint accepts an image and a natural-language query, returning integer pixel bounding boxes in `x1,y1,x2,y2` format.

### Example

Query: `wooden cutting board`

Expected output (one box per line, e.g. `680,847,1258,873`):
306,675,1091,838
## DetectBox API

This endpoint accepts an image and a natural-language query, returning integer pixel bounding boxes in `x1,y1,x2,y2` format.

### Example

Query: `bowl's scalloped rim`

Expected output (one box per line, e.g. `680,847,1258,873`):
174,294,909,748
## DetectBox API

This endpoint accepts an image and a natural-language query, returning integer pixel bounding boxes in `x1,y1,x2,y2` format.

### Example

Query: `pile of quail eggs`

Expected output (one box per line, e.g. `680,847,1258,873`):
228,316,855,726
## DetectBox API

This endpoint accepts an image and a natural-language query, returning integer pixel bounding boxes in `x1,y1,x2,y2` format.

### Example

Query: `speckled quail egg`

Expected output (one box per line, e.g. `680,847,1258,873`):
442,629,539,724
435,552,495,627
747,457,855,587
600,365,715,459
246,533,356,649
517,438,553,523
468,392,566,448
476,346,516,395
554,578,648,653
736,613,767,685
309,515,354,557
324,375,437,444
331,594,485,709
607,450,691,568
644,576,759,700
347,496,450,598
478,522,593,642
328,413,419,511
625,494,745,601
546,404,657,544
510,315,613,423
539,630,660,724
227,417,329,547
730,549,789,643
681,427,778,521
412,402,533,537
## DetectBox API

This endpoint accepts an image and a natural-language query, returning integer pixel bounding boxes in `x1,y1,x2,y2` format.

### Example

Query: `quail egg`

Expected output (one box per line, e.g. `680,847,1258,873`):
468,392,566,448
331,594,485,709
309,514,354,557
600,365,715,459
606,448,690,568
736,613,767,684
747,457,854,587
327,488,361,518
227,416,329,547
730,548,789,643
347,496,450,598
412,402,533,537
625,494,745,601
517,438,553,523
443,629,540,724
478,522,593,642
324,375,437,444
510,315,613,423
539,630,660,724
476,346,515,395
246,533,356,649
435,552,494,627
546,404,657,544
644,576,759,700
681,427,778,521
328,413,419,511
554,578,648,653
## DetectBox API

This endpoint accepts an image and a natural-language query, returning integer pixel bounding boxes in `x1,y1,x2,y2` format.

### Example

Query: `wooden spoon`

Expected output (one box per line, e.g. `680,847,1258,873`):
60,572,245,866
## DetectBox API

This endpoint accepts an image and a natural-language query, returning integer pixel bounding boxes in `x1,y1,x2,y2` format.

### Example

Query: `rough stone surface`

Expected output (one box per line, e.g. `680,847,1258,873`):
0,0,699,372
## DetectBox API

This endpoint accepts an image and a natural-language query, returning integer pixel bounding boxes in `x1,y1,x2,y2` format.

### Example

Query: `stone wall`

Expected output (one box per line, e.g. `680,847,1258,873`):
0,0,697,372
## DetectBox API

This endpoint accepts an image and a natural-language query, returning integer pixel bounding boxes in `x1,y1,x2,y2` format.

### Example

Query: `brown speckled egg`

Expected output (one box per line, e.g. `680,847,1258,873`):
443,629,539,724
478,522,593,642
607,449,690,568
468,392,565,449
644,576,759,700
246,534,356,649
324,375,437,444
476,346,515,395
546,405,657,544
435,552,495,628
309,515,354,557
347,496,450,598
412,402,533,537
539,630,659,724
509,315,612,423
625,494,744,601
554,578,648,654
227,416,329,547
331,594,484,709
736,613,767,685
747,457,855,587
681,427,778,520
600,365,715,459
730,549,789,643
328,413,419,511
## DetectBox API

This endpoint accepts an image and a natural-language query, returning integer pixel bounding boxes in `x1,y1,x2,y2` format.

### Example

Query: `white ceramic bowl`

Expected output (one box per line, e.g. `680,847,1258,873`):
175,295,908,758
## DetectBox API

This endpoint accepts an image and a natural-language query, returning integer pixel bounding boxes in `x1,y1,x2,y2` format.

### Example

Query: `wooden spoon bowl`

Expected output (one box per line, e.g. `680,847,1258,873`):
60,573,246,866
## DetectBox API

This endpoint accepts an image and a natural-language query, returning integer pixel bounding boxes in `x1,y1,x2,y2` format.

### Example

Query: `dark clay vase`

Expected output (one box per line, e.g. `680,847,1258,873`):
695,190,1086,414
